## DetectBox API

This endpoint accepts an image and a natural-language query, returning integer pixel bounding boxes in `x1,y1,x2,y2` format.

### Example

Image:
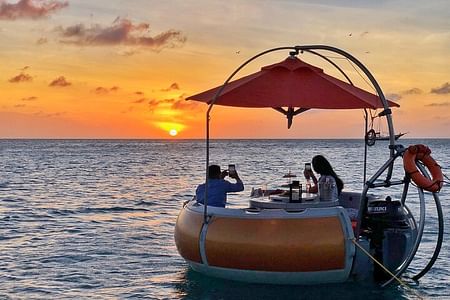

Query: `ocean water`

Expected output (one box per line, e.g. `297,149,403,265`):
0,139,449,299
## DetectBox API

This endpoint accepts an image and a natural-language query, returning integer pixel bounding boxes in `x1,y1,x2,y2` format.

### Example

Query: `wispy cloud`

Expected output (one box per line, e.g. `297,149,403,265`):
388,87,424,101
33,110,66,117
430,82,450,94
147,94,199,112
55,17,186,51
117,48,138,56
386,93,402,102
132,98,147,104
0,0,68,20
36,37,47,45
121,106,134,114
360,31,369,37
49,75,70,87
426,102,450,107
21,96,37,101
8,72,32,82
402,88,423,95
148,98,175,111
161,82,180,92
171,99,199,111
92,86,119,94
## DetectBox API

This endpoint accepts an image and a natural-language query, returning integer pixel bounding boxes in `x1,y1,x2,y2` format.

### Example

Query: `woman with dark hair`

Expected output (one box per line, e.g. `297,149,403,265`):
304,155,344,201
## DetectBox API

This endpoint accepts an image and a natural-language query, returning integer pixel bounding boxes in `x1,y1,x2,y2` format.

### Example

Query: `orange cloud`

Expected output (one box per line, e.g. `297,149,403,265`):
402,87,423,95
49,75,70,87
161,82,180,91
148,98,174,111
386,93,402,102
55,17,186,50
426,102,450,107
21,96,37,101
132,98,147,104
387,87,424,102
93,86,119,94
0,0,68,20
171,99,199,111
33,111,66,117
117,48,138,56
147,95,199,112
431,82,450,94
36,37,47,45
8,72,32,82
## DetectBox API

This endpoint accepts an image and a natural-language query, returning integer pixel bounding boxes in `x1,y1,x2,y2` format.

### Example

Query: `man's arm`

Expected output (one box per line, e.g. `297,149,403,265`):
195,184,205,203
227,171,244,192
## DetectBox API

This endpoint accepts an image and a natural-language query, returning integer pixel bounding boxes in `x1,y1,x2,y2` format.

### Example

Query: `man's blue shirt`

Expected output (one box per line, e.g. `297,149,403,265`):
196,179,244,207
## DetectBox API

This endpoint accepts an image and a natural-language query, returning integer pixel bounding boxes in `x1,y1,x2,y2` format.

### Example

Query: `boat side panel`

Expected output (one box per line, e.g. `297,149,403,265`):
205,216,345,272
174,207,203,263
189,261,349,285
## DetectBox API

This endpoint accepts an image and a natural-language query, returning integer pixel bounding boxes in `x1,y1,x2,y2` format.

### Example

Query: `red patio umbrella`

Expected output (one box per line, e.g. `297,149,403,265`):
187,56,399,128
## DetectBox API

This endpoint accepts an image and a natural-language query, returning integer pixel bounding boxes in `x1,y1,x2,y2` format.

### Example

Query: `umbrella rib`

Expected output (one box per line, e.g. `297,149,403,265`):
273,107,287,115
272,107,310,129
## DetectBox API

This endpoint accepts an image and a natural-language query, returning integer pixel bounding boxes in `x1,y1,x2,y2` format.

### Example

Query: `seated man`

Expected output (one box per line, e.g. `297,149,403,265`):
196,165,244,207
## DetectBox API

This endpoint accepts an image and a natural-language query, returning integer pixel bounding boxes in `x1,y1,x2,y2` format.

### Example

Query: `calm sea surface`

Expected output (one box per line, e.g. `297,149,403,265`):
1,139,449,299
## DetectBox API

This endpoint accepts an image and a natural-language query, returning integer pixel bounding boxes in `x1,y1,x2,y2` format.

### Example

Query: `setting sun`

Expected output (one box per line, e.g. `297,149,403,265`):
169,129,178,136
156,122,184,137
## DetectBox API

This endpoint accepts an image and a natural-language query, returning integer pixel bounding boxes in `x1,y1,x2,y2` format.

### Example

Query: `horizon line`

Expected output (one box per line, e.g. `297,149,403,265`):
1,137,449,141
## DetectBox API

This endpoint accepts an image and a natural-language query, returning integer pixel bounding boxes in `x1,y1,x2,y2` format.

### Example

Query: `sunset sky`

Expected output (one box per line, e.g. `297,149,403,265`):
1,0,449,139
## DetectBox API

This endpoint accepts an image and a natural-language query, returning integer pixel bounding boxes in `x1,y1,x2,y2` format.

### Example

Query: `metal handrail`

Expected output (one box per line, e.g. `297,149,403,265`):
203,45,396,223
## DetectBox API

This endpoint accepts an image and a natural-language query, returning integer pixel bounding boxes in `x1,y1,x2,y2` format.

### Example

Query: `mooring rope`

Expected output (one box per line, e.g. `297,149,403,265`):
442,172,450,185
351,238,425,300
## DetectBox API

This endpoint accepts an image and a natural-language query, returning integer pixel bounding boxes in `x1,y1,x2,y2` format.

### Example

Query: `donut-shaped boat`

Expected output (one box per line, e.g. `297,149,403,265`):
175,201,355,284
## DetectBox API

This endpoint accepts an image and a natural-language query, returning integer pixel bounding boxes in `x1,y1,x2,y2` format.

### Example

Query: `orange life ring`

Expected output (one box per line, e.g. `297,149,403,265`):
403,144,443,193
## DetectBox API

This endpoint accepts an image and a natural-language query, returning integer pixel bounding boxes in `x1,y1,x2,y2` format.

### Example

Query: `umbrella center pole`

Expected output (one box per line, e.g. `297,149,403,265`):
363,109,368,187
203,113,211,224
203,46,299,225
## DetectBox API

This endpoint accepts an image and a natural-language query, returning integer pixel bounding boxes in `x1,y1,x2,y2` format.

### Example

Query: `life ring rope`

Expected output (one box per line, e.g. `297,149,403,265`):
403,144,444,193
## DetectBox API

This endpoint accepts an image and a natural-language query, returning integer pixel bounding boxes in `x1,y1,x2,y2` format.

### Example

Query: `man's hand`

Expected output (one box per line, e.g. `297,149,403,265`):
229,170,240,180
220,170,228,179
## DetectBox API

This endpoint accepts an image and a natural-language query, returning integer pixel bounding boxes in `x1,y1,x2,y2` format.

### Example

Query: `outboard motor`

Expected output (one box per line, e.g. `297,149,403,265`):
366,196,415,281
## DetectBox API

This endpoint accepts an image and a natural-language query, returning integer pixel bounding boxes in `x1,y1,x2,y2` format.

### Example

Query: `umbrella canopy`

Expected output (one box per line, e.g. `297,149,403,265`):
187,56,399,110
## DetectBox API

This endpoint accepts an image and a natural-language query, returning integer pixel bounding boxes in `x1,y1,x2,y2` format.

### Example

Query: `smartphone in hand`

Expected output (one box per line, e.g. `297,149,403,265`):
305,163,311,171
228,164,236,176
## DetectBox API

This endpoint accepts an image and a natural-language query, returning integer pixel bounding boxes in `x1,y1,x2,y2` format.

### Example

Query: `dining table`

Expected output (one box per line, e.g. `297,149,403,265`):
249,192,340,210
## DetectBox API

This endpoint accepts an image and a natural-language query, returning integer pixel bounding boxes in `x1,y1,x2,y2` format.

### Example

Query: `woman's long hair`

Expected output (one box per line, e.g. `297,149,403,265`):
312,155,344,194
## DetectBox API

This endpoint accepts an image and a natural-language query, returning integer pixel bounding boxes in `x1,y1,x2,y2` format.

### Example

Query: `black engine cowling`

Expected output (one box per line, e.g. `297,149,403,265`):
365,196,414,281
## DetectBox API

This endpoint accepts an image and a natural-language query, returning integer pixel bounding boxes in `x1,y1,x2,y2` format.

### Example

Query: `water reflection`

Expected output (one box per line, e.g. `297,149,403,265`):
175,268,413,300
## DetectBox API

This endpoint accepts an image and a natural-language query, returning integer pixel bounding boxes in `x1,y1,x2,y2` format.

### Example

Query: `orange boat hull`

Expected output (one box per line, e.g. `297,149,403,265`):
175,203,355,284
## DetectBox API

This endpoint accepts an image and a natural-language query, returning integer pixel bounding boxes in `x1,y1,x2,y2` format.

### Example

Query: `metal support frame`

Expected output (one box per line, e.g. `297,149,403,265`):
363,109,368,186
200,45,444,282
411,163,444,281
203,45,398,223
